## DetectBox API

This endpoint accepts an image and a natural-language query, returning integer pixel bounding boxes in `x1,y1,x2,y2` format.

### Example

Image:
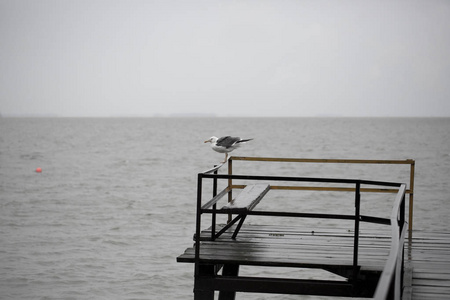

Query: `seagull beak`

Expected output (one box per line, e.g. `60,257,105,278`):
204,140,210,143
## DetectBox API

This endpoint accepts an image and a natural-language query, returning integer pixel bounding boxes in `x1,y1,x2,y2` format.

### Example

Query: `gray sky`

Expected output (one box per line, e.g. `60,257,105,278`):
1,0,450,117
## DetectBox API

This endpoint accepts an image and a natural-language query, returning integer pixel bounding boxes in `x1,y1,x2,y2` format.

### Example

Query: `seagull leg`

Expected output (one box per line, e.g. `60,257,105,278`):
223,153,228,163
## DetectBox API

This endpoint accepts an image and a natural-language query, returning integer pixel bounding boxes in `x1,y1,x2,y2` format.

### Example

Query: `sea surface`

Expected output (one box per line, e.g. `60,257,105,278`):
1,117,449,300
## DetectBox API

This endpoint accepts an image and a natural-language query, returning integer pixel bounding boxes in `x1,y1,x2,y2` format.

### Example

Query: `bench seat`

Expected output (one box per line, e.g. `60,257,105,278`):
221,184,270,213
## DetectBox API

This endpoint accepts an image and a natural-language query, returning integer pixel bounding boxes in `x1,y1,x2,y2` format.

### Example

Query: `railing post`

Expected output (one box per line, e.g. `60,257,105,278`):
195,173,203,277
227,158,233,223
399,191,406,300
408,161,415,241
352,182,361,294
212,168,218,240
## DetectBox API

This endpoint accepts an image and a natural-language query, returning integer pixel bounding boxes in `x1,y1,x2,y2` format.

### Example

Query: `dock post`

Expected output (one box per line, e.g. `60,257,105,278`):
218,264,240,300
194,265,215,300
195,174,203,277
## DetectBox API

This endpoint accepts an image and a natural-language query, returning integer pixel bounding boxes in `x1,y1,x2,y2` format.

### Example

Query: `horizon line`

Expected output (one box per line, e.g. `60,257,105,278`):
2,113,449,119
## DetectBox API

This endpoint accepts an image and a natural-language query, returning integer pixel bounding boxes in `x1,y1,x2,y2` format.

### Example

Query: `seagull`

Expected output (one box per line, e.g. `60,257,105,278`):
204,136,253,163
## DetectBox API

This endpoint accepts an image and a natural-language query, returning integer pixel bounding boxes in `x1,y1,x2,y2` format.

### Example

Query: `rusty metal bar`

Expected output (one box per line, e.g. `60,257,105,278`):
231,156,414,165
231,184,411,194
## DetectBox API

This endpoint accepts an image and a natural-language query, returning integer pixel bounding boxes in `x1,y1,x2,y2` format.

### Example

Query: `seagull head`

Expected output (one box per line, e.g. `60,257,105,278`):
204,136,218,144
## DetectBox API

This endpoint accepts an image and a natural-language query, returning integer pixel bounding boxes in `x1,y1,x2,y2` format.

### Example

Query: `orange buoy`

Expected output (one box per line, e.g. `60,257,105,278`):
36,167,42,173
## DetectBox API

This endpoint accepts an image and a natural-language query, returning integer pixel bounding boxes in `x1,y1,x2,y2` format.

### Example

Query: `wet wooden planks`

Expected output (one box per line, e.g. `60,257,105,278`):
178,224,392,273
408,230,450,300
178,225,450,299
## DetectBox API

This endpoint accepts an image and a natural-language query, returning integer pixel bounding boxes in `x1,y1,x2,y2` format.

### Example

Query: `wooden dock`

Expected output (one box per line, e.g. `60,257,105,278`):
176,157,450,299
178,225,450,299
178,223,390,297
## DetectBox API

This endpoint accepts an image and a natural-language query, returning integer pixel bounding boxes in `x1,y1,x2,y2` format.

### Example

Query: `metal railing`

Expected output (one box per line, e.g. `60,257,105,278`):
194,156,410,298
373,184,407,300
227,156,415,239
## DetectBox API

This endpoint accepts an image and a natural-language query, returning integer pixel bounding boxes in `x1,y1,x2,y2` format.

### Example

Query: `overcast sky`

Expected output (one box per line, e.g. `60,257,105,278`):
1,0,450,117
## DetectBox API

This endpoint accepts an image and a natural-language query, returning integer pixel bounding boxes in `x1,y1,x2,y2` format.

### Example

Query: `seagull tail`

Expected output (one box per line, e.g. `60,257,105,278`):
238,138,253,143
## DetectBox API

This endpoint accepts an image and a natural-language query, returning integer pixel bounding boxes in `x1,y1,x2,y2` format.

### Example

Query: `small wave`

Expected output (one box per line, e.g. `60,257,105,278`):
19,152,44,160
101,239,129,246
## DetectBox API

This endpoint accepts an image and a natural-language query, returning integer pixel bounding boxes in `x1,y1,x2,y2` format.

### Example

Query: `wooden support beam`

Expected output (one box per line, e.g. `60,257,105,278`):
197,276,353,297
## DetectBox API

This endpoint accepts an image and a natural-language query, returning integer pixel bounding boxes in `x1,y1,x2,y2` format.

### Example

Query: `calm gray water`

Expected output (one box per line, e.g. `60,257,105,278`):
1,117,449,299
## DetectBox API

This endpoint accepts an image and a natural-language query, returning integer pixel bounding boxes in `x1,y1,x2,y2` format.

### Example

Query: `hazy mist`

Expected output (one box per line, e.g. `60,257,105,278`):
1,0,450,117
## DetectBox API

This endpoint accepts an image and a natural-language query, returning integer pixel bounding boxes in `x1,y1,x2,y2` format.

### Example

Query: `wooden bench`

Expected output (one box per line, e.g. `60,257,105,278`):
214,184,270,240
222,183,270,212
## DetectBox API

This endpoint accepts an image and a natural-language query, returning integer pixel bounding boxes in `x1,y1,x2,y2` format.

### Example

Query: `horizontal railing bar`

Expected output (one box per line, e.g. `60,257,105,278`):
360,215,391,225
201,173,403,188
201,209,390,225
231,156,415,165
201,209,357,220
231,184,411,194
202,173,358,184
270,185,381,192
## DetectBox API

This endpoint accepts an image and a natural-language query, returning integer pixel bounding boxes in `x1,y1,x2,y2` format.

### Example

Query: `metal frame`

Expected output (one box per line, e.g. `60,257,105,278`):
373,184,407,300
227,157,415,239
193,157,409,299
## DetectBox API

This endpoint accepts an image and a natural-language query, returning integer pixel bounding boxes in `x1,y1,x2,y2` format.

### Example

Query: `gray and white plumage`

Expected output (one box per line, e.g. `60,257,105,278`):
204,136,253,162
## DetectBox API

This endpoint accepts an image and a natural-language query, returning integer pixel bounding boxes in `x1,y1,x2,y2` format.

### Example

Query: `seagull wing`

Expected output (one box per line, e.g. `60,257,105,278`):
216,136,241,148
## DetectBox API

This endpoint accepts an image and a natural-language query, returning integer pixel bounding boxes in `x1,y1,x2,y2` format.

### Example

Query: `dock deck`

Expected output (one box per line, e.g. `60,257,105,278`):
178,223,390,297
407,230,450,300
177,157,450,299
179,226,450,299
179,224,392,272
